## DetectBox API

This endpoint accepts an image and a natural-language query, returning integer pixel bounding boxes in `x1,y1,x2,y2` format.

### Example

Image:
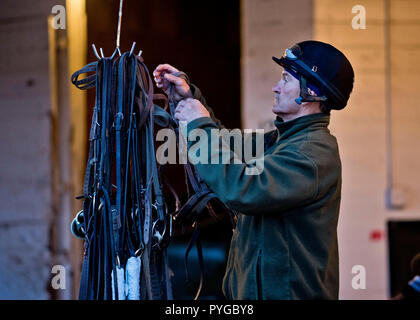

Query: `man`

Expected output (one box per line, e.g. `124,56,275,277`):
153,40,354,299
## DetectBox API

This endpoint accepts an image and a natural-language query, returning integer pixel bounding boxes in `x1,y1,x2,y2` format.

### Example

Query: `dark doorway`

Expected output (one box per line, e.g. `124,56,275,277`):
86,0,240,299
388,220,420,298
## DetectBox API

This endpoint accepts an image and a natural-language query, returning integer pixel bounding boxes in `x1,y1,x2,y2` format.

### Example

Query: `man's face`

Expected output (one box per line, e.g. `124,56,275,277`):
272,70,301,118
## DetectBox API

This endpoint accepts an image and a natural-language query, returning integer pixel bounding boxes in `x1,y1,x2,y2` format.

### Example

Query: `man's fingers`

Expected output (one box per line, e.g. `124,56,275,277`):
164,73,184,86
153,72,183,89
153,64,179,77
156,63,179,73
175,102,184,111
154,76,163,87
174,107,183,120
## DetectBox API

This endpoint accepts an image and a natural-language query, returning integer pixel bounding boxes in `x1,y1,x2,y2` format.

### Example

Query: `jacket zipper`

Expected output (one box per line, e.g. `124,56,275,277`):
256,249,262,300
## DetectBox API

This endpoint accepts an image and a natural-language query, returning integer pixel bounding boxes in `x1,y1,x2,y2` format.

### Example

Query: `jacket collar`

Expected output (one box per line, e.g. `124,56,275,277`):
274,113,330,140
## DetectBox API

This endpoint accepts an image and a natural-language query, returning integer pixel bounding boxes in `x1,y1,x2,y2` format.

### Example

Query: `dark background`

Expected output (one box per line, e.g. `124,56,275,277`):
387,220,420,297
86,0,240,299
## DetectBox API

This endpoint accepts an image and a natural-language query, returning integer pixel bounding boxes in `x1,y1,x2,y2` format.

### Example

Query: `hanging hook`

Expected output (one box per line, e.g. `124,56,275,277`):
110,47,120,59
129,42,136,56
100,48,105,58
113,0,124,58
92,44,101,60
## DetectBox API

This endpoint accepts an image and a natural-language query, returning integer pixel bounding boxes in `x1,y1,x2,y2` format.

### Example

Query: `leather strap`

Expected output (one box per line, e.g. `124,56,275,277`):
71,51,173,300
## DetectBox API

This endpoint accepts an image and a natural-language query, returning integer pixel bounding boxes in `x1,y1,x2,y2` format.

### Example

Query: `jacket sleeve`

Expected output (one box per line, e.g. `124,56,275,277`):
187,117,318,215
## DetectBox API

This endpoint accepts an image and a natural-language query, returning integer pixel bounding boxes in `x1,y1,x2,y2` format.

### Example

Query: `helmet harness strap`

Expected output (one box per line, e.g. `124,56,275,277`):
295,74,328,105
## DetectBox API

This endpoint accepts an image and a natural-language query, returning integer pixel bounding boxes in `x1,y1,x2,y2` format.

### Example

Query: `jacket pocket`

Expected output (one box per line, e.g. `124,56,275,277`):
256,249,262,300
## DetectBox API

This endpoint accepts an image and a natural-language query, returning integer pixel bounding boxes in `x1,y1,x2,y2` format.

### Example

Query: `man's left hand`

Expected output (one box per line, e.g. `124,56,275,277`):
174,98,210,123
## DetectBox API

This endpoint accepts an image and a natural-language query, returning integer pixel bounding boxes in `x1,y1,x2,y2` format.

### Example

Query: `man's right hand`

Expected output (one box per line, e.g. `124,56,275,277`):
153,64,193,102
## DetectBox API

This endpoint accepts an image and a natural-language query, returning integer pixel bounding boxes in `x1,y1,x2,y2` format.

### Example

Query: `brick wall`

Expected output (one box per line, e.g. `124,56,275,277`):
241,0,314,130
0,0,56,299
315,0,420,299
0,0,80,300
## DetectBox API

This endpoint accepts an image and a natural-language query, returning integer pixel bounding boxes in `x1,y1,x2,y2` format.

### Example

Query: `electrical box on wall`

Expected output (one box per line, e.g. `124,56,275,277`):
385,186,407,210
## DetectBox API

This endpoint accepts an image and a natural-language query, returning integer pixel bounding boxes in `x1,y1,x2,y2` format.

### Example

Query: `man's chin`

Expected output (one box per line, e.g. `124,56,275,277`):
272,105,282,115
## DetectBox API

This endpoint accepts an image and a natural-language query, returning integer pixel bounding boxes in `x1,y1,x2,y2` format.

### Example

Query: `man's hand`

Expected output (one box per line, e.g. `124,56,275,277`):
175,98,210,123
153,64,193,102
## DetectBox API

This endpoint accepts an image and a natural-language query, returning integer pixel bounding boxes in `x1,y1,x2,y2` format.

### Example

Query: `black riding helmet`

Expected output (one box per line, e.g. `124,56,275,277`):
273,40,354,110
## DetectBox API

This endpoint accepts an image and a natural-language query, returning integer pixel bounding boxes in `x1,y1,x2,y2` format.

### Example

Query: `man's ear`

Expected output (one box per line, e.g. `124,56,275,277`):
307,88,317,97
300,88,319,107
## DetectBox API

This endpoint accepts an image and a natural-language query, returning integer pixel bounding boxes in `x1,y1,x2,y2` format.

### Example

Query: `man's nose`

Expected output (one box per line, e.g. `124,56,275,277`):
273,83,281,93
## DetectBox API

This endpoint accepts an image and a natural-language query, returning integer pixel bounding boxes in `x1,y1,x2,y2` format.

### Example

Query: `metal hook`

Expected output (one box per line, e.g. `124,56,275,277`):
129,42,136,56
131,207,139,220
135,242,144,257
100,48,105,58
92,192,97,211
138,49,143,57
110,48,117,60
110,47,122,59
152,218,167,244
151,201,157,211
92,44,101,60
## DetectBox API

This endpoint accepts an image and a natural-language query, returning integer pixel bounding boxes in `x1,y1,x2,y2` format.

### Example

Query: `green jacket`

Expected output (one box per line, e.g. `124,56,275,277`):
186,85,341,300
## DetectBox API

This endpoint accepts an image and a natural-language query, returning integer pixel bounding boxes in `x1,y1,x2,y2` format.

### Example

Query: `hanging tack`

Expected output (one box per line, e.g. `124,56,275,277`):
100,48,105,58
138,49,143,57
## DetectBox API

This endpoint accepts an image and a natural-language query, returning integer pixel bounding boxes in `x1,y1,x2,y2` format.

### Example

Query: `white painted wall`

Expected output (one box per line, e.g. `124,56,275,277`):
241,0,314,130
315,0,420,299
242,0,420,299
